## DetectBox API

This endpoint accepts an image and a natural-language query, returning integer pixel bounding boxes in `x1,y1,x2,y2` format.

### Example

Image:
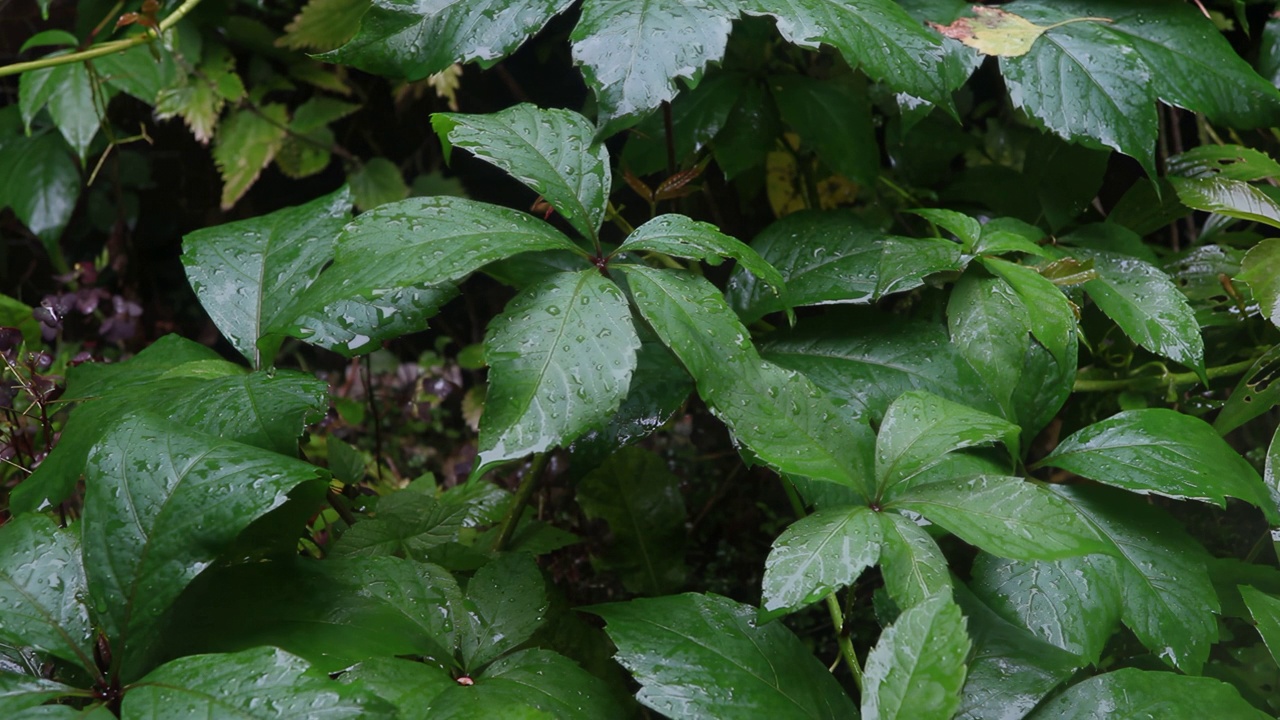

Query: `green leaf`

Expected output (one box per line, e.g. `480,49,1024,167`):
727,210,962,324
1240,586,1280,668
0,516,93,671
94,43,181,105
713,81,780,179
331,489,469,560
338,657,453,716
948,273,1030,417
1048,485,1219,674
1170,176,1280,229
1169,145,1280,182
82,413,327,678
154,47,244,145
478,270,638,470
970,553,1121,665
0,131,80,250
770,73,876,184
0,294,39,346
434,105,610,241
1026,668,1268,719
577,448,688,596
571,0,736,136
953,582,1082,720
863,592,969,720
183,187,353,367
1038,409,1274,520
621,70,743,176
1075,249,1205,380
348,157,409,211
280,0,372,51
592,593,857,719
20,58,102,162
762,313,1000,423
426,649,624,720
911,208,982,249
760,505,881,620
619,214,785,296
213,105,289,210
290,283,458,357
124,647,393,718
0,674,86,715
1240,238,1280,328
997,3,1157,176
622,266,874,494
325,0,574,80
877,512,953,610
875,391,1019,497
459,554,548,671
982,257,1077,366
890,476,1111,560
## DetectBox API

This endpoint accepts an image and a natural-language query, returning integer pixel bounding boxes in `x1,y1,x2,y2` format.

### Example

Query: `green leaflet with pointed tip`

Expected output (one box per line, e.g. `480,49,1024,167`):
183,188,352,367
948,272,1030,418
213,105,289,210
323,0,575,80
0,673,86,715
425,649,624,720
0,130,80,254
1039,409,1275,521
592,593,857,719
82,413,328,680
124,647,394,718
622,265,874,494
477,270,639,470
770,73,877,185
878,512,952,610
862,592,969,720
890,475,1111,560
459,555,549,671
1026,668,1268,720
619,214,785,296
338,657,453,715
1170,176,1280,229
911,208,981,249
982,256,1077,367
19,57,102,162
1048,485,1219,675
434,105,610,240
760,504,880,620
1239,238,1280,328
330,489,469,560
280,0,372,52
0,516,93,672
875,391,1020,497
1240,586,1280,668
348,157,409,211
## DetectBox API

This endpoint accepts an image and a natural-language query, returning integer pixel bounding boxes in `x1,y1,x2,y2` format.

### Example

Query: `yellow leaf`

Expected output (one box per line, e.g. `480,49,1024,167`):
930,7,1110,58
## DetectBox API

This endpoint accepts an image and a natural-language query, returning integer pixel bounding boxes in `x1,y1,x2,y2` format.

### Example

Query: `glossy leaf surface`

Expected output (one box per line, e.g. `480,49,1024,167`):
0,516,93,671
877,512,953,610
862,592,969,720
947,273,1030,417
1027,668,1267,719
459,554,548,671
0,131,80,249
618,214,786,297
426,649,623,720
760,505,880,619
1239,238,1280,328
330,488,469,560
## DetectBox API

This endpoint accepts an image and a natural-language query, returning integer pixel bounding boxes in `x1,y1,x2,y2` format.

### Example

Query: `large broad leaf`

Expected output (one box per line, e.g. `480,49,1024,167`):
182,187,353,367
338,657,453,716
324,0,575,80
19,58,101,162
1026,668,1268,720
1239,238,1280,328
288,283,458,358
862,592,969,720
619,214,786,297
1240,586,1280,668
969,553,1121,665
330,487,469,560
760,504,881,620
728,211,962,323
1037,409,1274,521
425,649,624,720
770,73,877,185
0,674,87,715
458,554,549,671
433,106,610,241
762,314,1000,423
948,273,1030,417
81,413,328,679
571,0,737,136
621,265,874,495
477,269,639,470
1169,176,1280,229
0,516,93,672
875,391,1019,497
1075,248,1205,380
284,197,584,343
577,448,689,596
890,476,1111,560
0,131,80,251
953,583,1082,720
123,647,393,718
877,512,953,610
592,593,857,719
1047,484,1219,674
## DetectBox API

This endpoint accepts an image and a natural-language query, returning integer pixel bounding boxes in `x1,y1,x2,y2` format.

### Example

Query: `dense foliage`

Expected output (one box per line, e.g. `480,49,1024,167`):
4,0,1280,717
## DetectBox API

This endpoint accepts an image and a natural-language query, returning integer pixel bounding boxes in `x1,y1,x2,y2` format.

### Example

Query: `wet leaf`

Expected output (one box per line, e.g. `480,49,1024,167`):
931,7,1107,58
213,105,289,210
331,490,469,560
948,273,1030,418
348,157,409,211
1170,176,1280,229
0,131,80,252
0,673,85,715
1239,238,1280,328
0,516,93,671
458,554,548,671
760,504,880,620
425,649,623,720
982,257,1077,367
280,0,372,51
619,214,785,297
1240,586,1280,668
770,73,877,185
877,512,952,610
1026,668,1267,719
338,657,453,717
19,57,102,162
862,592,969,720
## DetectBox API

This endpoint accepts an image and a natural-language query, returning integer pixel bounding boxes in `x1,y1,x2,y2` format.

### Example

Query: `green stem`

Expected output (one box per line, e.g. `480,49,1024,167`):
1072,356,1259,393
782,480,865,692
0,0,205,78
493,454,548,552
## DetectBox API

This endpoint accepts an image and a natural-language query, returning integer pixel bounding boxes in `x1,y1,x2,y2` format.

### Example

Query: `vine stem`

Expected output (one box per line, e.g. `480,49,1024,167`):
493,453,548,552
1072,356,1259,393
0,0,205,78
782,480,865,692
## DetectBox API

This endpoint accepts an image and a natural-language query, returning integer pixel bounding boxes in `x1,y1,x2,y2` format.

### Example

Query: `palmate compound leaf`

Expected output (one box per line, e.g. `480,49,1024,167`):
591,593,857,719
621,265,874,495
1037,409,1276,522
0,516,94,673
477,269,639,471
82,413,328,681
124,647,394,719
877,511,953,610
1026,668,1268,720
182,187,352,367
760,504,881,620
862,592,970,720
433,105,610,241
1047,484,1219,674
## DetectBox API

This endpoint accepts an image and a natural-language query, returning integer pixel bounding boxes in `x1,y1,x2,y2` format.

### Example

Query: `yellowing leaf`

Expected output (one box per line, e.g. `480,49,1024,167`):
931,7,1110,58
279,0,371,52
